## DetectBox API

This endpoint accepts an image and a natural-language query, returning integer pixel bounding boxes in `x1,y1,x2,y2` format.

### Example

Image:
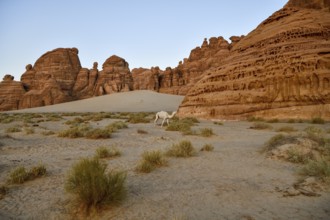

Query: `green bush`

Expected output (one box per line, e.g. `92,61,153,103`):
287,149,314,164
136,150,167,173
65,158,126,212
85,128,111,139
166,140,196,158
58,124,91,138
126,113,150,124
106,121,128,132
310,117,325,124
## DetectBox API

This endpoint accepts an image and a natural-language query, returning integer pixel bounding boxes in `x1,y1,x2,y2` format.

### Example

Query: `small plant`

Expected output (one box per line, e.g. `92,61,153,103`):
58,124,91,138
263,134,298,152
199,128,214,137
5,126,22,133
106,121,128,132
95,146,121,159
310,117,325,124
8,167,29,184
166,140,196,158
166,117,199,135
65,158,126,212
276,126,297,133
300,159,330,181
0,185,8,200
200,144,214,152
7,164,46,184
287,149,314,164
137,129,148,134
136,150,168,173
85,128,111,139
250,122,272,130
213,121,223,125
126,113,150,124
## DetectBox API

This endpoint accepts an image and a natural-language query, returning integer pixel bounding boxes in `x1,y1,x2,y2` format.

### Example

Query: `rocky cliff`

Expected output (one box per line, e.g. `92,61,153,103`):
178,0,330,120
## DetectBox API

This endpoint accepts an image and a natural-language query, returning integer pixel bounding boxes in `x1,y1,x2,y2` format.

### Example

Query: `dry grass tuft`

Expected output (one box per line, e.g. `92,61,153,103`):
276,126,297,133
250,122,273,130
7,164,46,184
136,150,168,173
199,128,214,137
200,144,214,152
95,146,121,159
166,140,196,158
65,158,126,213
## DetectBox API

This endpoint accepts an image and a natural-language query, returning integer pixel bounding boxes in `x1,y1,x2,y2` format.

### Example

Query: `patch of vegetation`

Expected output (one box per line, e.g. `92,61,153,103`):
85,128,112,139
7,164,46,184
276,126,297,133
5,126,22,133
213,121,223,125
24,127,35,135
300,159,330,182
310,117,325,124
262,134,298,152
0,114,15,124
106,121,128,133
65,117,85,125
166,140,196,158
58,124,91,138
126,112,150,124
136,150,168,173
95,146,121,159
249,122,273,130
200,144,214,152
45,113,63,122
199,128,214,137
166,117,199,135
286,119,296,123
287,149,314,164
137,129,148,134
65,158,126,212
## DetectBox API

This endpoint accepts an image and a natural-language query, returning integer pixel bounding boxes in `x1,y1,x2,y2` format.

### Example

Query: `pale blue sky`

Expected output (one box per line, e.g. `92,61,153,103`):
0,0,288,80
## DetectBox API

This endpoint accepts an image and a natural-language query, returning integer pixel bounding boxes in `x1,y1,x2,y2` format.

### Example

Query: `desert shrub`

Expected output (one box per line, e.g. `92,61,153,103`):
136,150,167,173
95,146,121,159
200,144,214,152
166,117,199,135
85,128,111,139
287,119,296,123
250,122,273,130
0,114,15,124
199,128,214,137
310,117,325,124
45,113,63,121
276,126,297,133
5,126,22,133
65,158,126,212
0,185,8,199
137,129,148,134
106,121,128,132
287,149,314,164
166,140,196,158
263,134,298,152
7,164,46,184
304,126,329,148
58,124,91,138
300,159,330,181
65,117,85,125
213,121,223,125
126,113,150,124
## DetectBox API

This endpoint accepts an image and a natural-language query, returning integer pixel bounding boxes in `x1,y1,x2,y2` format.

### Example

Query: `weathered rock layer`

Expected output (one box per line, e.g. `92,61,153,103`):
178,0,330,120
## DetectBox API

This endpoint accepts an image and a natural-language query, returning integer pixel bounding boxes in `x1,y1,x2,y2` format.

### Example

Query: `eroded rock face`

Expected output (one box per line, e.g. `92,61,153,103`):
93,55,133,96
179,1,330,120
132,67,160,91
0,75,26,111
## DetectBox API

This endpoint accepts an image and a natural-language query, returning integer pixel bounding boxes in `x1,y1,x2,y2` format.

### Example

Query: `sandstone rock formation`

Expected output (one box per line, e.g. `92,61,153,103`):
179,0,330,120
0,75,26,111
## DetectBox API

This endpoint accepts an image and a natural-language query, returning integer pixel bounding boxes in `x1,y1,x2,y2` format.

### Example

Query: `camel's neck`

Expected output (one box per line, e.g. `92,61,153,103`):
169,112,176,118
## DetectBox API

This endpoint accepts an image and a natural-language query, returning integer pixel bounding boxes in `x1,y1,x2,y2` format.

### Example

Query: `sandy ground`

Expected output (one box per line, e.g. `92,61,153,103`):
0,91,330,220
8,90,184,113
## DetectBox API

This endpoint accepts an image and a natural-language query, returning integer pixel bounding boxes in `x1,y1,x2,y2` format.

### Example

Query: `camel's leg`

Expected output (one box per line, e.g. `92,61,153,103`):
161,118,166,127
154,115,159,125
166,118,169,126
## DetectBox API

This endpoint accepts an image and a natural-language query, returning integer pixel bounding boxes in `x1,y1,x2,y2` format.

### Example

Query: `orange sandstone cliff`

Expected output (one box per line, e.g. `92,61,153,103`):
178,0,330,120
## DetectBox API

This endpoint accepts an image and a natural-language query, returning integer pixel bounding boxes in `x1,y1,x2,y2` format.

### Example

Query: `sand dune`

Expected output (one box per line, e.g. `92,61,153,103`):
9,90,184,113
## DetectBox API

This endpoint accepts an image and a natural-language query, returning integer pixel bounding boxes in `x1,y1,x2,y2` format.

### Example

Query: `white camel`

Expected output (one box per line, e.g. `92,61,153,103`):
154,111,177,127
